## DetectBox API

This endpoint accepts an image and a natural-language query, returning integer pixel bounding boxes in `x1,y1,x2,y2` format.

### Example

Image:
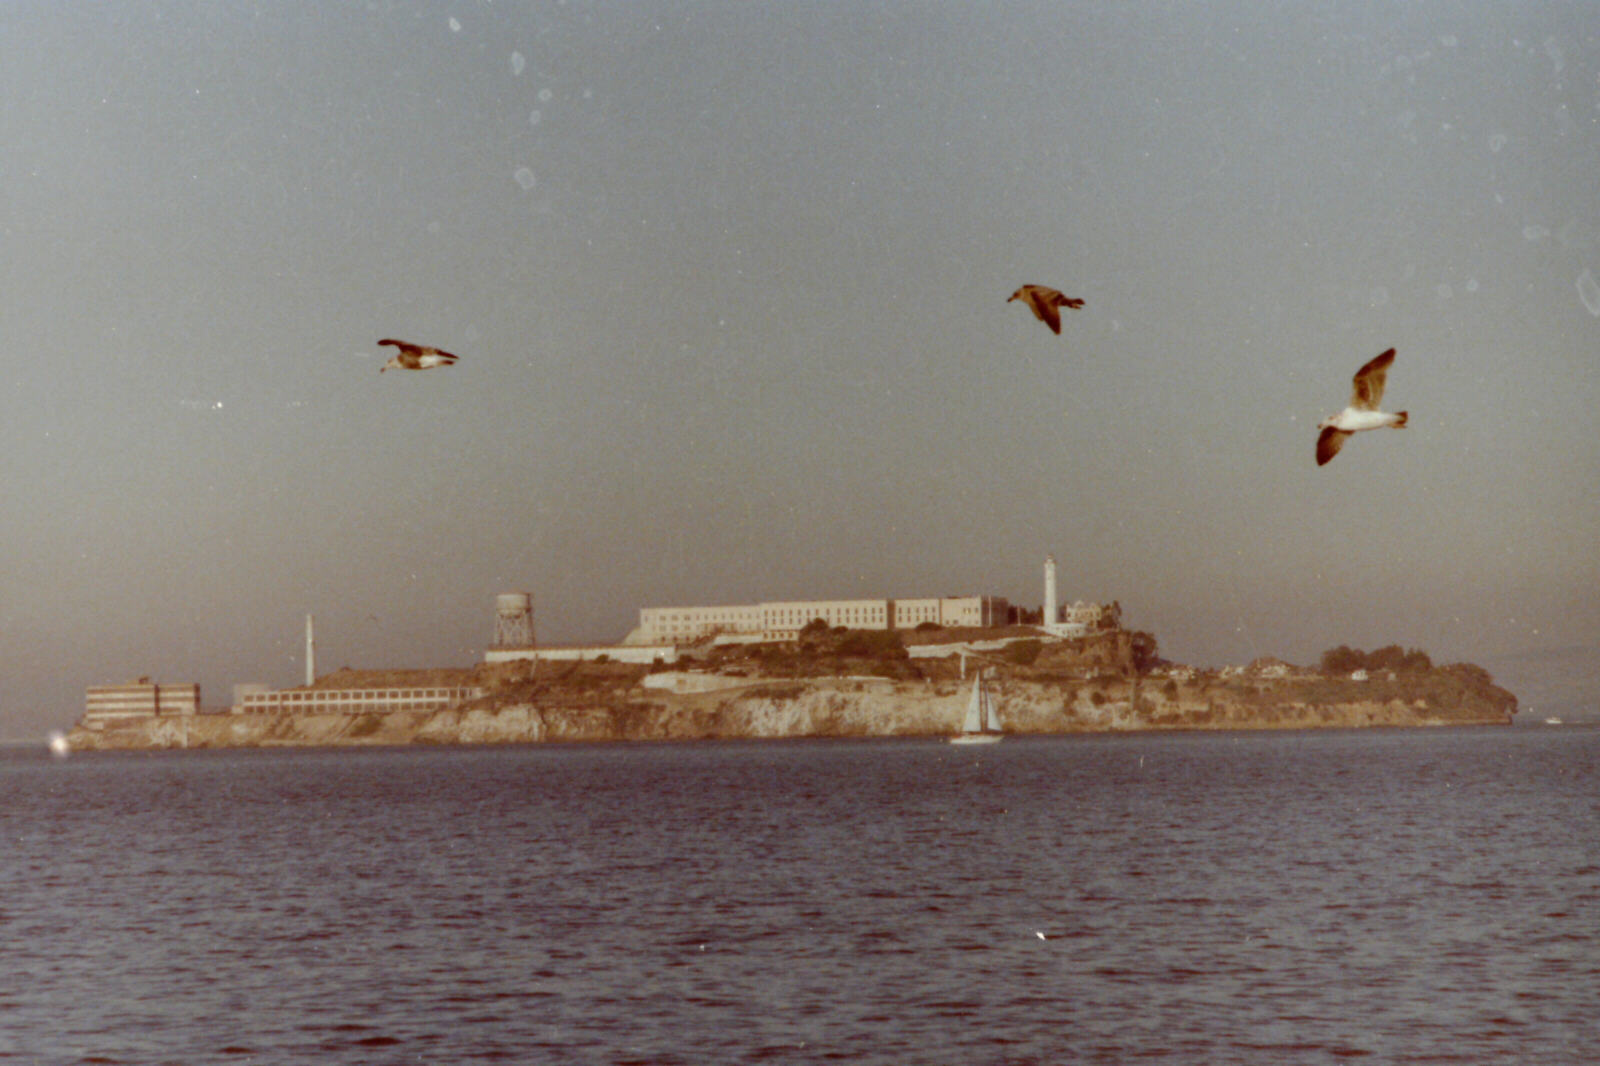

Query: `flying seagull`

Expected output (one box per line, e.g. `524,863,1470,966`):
377,338,461,373
1007,285,1085,335
1316,347,1407,466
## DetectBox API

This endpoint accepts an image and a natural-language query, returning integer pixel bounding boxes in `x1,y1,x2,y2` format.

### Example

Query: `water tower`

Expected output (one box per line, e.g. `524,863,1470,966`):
493,592,535,648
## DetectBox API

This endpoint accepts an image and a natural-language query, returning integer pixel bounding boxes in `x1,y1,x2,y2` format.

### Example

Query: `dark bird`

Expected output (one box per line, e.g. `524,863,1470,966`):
1316,348,1408,466
377,338,461,373
1007,285,1085,335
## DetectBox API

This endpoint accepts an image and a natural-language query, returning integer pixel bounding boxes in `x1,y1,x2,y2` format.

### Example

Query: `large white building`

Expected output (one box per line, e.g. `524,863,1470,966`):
629,595,1011,645
494,557,1116,663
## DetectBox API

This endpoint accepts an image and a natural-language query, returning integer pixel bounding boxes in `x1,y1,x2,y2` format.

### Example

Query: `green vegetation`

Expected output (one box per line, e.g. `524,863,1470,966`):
1002,639,1043,666
1130,631,1161,673
796,619,909,659
707,622,920,680
1320,644,1434,674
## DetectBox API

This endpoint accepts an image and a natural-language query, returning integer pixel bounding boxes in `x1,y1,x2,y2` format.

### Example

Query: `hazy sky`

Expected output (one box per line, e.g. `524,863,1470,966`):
3,2,1597,738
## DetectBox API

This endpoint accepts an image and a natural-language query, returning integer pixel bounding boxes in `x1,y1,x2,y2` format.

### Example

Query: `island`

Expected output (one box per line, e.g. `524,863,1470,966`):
65,625,1517,750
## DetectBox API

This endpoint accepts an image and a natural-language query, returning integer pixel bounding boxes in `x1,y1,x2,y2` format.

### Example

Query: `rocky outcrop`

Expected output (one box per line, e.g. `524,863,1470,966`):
66,668,1516,751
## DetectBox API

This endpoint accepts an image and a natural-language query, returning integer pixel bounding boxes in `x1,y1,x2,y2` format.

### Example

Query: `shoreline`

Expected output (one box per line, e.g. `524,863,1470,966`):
65,669,1517,752
61,629,1520,752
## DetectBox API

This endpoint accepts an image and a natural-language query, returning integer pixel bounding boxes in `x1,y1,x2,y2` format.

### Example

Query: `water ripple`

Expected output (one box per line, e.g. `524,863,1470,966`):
2,730,1597,1063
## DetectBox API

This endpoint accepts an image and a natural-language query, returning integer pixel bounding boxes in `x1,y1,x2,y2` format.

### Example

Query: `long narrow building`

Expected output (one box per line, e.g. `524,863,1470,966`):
629,595,1011,645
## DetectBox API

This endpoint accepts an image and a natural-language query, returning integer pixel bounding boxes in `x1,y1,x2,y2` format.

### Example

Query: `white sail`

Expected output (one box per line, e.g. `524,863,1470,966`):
951,672,1003,744
961,677,985,733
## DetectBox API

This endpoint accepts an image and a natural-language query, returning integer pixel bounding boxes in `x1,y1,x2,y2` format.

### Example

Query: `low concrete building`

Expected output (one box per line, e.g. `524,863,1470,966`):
1064,600,1122,629
84,679,199,727
231,686,485,715
484,644,677,666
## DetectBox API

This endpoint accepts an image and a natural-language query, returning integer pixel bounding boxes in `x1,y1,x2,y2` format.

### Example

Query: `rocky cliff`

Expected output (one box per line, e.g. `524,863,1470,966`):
66,655,1518,751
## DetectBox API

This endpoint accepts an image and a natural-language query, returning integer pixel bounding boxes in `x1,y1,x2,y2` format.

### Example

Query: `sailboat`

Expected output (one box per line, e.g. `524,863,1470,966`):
949,671,1003,745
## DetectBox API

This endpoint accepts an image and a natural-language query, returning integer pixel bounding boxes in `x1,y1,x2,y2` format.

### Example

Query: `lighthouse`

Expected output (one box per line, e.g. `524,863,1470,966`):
1044,555,1058,627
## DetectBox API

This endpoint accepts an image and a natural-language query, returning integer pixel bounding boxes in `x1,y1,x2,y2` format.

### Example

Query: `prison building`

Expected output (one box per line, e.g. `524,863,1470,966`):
84,679,200,725
632,595,1010,645
230,686,485,715
760,599,892,641
892,596,1011,630
632,604,765,645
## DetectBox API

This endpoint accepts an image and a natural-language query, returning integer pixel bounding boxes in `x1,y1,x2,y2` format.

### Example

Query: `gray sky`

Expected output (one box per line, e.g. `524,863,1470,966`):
3,2,1597,738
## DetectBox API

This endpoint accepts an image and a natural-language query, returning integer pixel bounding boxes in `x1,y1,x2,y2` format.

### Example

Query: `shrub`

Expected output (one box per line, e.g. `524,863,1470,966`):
1003,639,1043,666
835,628,908,660
1130,631,1160,673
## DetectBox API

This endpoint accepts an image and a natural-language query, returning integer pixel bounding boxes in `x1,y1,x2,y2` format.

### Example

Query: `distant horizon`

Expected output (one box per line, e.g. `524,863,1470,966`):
24,597,1596,741
7,565,1598,738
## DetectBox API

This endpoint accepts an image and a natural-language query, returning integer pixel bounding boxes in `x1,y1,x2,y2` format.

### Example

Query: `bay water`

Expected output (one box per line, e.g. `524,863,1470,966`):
2,727,1595,1064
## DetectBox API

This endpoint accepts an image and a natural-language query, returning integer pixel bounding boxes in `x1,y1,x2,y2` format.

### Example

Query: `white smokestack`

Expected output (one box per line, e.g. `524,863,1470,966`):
1044,555,1058,626
305,613,316,686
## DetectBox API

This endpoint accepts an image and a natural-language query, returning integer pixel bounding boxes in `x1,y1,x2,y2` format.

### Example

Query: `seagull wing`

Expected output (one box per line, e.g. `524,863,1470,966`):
1036,292,1063,334
1316,425,1352,466
1350,348,1395,410
418,350,460,368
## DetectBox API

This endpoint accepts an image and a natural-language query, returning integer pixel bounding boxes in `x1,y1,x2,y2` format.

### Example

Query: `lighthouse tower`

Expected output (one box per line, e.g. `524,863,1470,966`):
1044,555,1058,627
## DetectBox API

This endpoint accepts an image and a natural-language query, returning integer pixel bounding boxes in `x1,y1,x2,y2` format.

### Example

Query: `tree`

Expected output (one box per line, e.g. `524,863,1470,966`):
1320,645,1362,674
1320,644,1435,674
835,628,906,659
1369,644,1407,671
1401,648,1433,672
1130,631,1160,673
